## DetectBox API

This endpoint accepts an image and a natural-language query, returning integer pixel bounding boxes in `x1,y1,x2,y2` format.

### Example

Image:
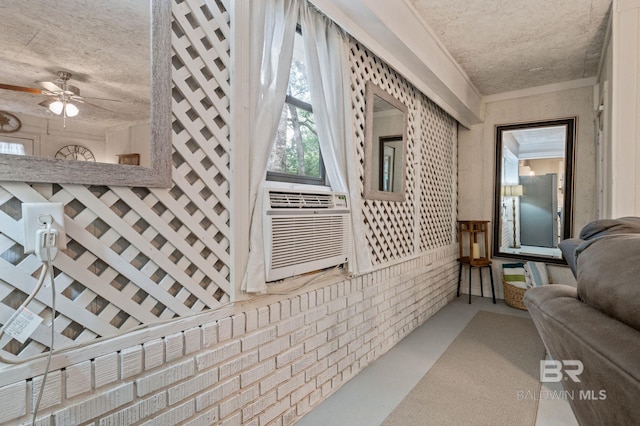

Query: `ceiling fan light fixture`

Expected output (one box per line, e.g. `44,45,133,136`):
49,100,64,115
66,103,79,117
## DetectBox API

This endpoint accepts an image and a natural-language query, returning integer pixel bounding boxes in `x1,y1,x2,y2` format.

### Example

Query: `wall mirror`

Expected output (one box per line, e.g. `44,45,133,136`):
493,118,576,263
363,81,408,201
0,0,171,187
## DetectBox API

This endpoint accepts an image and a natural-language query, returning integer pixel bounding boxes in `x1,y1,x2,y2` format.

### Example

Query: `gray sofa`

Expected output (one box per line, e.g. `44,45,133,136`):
524,218,640,425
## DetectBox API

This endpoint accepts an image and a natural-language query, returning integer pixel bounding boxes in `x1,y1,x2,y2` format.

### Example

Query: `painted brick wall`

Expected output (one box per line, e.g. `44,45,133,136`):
1,248,457,425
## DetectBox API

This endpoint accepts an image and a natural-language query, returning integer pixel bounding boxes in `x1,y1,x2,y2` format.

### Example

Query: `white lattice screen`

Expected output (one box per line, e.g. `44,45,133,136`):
0,0,231,360
349,40,457,265
418,96,457,251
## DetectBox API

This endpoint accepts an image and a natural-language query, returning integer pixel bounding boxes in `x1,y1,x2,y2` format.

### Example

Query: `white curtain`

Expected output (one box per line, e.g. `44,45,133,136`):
300,1,371,274
242,0,299,293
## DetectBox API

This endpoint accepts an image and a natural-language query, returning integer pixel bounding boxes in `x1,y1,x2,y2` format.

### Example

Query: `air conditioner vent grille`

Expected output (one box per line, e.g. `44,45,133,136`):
269,191,334,209
270,215,349,269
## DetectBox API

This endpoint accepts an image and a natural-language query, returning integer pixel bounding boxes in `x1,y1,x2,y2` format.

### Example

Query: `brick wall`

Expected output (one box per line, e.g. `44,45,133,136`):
2,247,457,425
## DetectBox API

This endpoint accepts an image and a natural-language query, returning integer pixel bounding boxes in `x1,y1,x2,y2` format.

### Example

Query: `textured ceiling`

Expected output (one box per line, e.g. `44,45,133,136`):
0,0,149,128
508,126,566,159
407,0,612,95
0,0,612,131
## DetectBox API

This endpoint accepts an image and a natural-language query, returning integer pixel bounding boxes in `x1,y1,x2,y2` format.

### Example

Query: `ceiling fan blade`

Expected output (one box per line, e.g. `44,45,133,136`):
65,84,80,96
38,98,55,107
83,100,117,113
0,83,43,95
81,95,122,102
37,81,64,92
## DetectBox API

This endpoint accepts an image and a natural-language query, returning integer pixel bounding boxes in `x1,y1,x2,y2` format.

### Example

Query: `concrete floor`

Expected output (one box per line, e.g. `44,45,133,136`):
296,295,578,426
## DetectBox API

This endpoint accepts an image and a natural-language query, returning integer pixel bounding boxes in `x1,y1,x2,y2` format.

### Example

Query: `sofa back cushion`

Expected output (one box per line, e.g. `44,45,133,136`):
579,216,640,240
558,238,583,277
577,234,640,331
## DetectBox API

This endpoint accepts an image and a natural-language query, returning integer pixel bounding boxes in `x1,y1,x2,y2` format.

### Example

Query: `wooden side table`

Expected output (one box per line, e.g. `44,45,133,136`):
457,220,496,304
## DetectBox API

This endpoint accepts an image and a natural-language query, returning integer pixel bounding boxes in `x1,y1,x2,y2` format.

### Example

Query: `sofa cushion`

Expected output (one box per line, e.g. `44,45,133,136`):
577,234,640,331
579,216,640,240
558,238,583,277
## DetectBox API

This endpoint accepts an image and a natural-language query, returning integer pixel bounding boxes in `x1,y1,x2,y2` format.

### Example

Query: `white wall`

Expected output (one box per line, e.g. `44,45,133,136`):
4,112,151,165
599,0,640,217
458,84,598,289
6,113,106,160
105,122,152,167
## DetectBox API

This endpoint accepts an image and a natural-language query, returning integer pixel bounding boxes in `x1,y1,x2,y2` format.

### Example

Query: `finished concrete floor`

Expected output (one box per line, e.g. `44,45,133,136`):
296,295,578,426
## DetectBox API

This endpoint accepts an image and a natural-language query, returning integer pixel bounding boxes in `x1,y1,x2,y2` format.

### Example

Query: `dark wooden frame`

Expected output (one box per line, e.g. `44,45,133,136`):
492,117,576,264
379,135,402,192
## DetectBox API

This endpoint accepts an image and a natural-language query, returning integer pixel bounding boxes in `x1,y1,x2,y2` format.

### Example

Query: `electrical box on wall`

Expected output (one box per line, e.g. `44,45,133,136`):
22,202,67,254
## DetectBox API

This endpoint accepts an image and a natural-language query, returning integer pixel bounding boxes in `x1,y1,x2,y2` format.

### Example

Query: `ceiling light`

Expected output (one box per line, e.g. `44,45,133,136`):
528,66,544,72
49,99,79,117
66,103,79,117
49,100,64,115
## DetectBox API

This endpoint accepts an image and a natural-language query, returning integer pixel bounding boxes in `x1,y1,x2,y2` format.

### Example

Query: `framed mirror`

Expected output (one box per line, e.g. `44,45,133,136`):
493,118,576,263
0,0,171,187
363,81,408,201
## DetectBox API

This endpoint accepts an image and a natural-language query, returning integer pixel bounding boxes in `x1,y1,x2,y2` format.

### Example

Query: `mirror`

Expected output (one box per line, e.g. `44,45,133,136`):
493,118,576,263
0,0,171,187
364,81,408,201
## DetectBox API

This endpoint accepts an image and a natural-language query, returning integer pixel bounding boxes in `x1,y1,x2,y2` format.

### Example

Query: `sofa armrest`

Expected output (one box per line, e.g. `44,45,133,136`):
524,284,577,306
524,286,640,425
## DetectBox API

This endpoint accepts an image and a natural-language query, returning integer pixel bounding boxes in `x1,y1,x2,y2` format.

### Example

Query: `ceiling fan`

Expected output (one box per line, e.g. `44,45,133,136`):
0,70,119,122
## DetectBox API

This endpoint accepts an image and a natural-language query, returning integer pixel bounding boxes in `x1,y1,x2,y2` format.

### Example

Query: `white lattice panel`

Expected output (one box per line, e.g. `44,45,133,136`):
350,41,418,265
0,0,231,360
349,39,457,265
418,96,457,251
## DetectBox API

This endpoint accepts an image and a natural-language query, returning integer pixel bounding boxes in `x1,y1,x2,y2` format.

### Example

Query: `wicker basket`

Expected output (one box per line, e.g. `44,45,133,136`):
502,278,528,310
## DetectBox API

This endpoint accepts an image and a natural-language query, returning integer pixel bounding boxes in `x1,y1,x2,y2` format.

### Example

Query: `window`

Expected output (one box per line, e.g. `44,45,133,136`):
0,142,26,156
0,135,34,156
267,29,325,186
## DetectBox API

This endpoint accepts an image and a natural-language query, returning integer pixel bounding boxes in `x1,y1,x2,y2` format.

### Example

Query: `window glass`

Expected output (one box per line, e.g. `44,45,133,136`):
267,30,325,185
0,142,26,155
0,135,34,155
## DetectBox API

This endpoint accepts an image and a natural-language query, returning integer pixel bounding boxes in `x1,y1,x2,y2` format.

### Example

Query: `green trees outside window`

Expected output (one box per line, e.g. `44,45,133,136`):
267,31,325,185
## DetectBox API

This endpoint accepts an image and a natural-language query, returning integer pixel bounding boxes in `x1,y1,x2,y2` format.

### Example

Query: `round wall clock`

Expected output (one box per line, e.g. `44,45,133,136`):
55,144,96,162
0,111,22,133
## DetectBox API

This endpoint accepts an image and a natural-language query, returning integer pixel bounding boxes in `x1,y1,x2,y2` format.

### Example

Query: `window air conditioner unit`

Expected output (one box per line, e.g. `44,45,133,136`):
263,185,351,282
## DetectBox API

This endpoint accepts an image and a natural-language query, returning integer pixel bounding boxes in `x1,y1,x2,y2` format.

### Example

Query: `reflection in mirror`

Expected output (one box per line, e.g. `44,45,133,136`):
0,0,172,187
364,81,408,201
493,118,576,263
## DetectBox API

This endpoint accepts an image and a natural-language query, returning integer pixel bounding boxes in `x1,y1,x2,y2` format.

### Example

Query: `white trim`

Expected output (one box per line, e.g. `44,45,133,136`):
401,0,481,100
229,0,251,302
596,3,614,83
0,304,234,387
617,0,640,12
609,0,640,216
308,0,483,127
482,78,598,105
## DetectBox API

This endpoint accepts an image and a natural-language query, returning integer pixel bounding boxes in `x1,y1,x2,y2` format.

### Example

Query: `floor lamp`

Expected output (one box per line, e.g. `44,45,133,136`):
503,185,523,248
